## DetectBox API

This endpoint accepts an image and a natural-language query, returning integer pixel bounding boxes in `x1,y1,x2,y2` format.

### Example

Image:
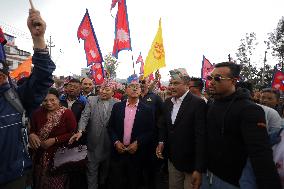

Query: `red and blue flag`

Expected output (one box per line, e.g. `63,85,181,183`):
90,63,104,85
272,69,284,91
201,55,214,89
77,9,103,67
112,0,131,58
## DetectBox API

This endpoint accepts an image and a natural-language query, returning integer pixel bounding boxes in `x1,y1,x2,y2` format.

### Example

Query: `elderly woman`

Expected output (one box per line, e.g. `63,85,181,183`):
29,88,77,189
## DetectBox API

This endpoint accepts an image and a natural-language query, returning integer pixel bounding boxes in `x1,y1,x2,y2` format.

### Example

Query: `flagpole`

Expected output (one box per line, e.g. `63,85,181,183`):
262,51,267,85
131,54,135,74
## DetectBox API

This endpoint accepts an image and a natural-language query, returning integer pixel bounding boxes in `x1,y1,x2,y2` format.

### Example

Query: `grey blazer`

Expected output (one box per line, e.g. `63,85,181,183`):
78,96,118,161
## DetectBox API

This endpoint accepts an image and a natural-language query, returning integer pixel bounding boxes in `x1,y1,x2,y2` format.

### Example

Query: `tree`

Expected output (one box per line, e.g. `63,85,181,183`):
254,64,275,89
268,16,284,71
103,53,119,79
235,32,258,82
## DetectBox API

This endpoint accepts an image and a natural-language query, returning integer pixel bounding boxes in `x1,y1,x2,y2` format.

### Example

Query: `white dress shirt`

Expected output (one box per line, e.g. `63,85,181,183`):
171,90,189,124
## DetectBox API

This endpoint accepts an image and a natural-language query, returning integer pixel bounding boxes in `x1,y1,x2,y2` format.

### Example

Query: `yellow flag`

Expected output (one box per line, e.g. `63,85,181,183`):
143,18,166,78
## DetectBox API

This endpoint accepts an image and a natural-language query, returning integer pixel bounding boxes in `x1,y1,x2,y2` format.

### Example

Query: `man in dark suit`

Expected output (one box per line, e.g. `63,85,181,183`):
156,68,207,189
108,74,154,189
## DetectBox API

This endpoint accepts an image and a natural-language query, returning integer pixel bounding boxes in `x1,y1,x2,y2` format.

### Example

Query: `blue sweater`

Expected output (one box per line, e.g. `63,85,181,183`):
0,53,55,184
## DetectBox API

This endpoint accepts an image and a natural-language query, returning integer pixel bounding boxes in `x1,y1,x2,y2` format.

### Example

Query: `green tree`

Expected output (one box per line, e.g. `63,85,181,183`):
268,17,284,71
103,53,119,79
254,64,275,89
236,32,258,82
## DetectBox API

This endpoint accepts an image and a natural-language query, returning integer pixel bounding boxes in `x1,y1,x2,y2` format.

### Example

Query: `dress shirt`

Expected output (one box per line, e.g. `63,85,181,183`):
171,90,189,124
67,99,75,109
123,100,139,145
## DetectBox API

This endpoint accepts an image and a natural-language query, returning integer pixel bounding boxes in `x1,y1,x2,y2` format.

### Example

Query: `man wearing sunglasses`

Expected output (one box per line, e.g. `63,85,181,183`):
156,68,207,189
139,77,165,189
202,62,281,189
188,77,207,102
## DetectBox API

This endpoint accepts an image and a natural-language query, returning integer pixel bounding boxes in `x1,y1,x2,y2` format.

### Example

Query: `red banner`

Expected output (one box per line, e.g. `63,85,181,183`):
77,9,103,67
91,63,104,85
201,55,214,89
272,70,284,91
136,52,144,74
112,0,131,58
110,0,120,10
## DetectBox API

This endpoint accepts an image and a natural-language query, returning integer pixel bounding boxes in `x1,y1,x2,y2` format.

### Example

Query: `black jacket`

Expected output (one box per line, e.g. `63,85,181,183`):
140,92,163,141
60,95,86,123
159,92,207,173
206,89,281,188
108,100,154,159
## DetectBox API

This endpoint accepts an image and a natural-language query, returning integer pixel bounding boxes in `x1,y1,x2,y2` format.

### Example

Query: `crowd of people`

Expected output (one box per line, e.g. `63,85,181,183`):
1,8,284,189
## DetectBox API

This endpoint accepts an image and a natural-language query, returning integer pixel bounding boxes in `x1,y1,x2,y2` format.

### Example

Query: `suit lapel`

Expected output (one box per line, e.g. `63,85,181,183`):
167,100,174,126
133,102,141,126
96,98,105,124
107,99,116,118
120,101,126,125
173,92,192,126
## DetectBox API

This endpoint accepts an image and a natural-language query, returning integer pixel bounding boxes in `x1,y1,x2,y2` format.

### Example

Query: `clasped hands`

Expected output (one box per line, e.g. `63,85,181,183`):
115,141,138,154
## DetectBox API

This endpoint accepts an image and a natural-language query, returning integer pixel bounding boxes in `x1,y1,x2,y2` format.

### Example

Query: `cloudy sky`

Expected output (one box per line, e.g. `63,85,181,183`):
0,0,284,80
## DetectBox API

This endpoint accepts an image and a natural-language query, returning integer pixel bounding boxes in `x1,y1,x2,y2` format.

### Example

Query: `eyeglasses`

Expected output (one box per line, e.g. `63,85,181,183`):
128,84,140,89
168,81,183,87
189,85,198,89
206,75,232,82
139,80,146,84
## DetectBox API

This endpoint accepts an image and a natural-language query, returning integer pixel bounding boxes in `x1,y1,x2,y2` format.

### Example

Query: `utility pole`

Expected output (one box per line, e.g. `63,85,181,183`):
262,51,267,85
47,35,55,57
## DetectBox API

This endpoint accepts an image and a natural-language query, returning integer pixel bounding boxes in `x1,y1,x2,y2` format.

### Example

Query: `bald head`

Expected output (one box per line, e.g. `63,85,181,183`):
81,78,94,95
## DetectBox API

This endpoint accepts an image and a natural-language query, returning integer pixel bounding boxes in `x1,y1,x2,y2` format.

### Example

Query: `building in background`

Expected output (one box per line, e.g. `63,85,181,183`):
3,33,31,70
81,67,90,78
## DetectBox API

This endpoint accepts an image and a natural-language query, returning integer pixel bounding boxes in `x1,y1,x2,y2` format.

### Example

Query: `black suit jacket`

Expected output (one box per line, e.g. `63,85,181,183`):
159,92,207,173
108,100,154,158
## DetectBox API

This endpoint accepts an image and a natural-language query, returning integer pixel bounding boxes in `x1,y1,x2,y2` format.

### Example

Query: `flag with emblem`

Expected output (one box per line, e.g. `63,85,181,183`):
110,0,121,10
201,55,214,89
143,18,166,78
77,9,103,67
0,27,7,62
91,63,104,85
271,69,284,91
112,0,132,58
136,52,144,74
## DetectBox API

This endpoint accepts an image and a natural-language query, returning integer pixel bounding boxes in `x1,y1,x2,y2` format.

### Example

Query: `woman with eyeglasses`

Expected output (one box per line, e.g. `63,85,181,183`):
29,88,77,189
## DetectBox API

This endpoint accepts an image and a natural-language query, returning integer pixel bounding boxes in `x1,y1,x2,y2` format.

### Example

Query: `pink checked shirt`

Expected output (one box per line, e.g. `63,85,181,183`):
123,100,139,145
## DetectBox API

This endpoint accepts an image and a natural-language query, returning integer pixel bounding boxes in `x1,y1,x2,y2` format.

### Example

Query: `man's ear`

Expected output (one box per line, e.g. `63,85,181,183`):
232,78,238,85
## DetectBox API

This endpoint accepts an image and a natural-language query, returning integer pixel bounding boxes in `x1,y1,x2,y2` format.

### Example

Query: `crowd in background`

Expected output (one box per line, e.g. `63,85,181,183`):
2,8,284,189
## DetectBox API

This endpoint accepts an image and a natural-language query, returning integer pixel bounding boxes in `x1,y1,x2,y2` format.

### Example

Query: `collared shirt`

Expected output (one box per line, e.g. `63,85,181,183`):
171,90,189,124
67,99,75,109
123,99,139,145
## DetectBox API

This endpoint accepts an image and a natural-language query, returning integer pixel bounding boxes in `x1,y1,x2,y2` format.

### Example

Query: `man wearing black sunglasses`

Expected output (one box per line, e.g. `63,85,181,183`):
202,62,281,189
188,77,207,102
139,77,165,189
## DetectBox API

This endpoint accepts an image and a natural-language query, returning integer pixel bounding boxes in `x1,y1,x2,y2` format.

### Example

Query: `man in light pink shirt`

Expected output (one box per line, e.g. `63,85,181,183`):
108,74,155,189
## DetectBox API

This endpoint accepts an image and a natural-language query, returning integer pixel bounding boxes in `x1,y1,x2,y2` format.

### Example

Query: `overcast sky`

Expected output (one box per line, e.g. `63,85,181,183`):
1,0,284,80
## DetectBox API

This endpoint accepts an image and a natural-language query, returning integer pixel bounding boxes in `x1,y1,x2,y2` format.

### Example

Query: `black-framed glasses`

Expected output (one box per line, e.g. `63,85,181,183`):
206,75,232,82
139,80,146,84
189,85,199,89
127,84,140,89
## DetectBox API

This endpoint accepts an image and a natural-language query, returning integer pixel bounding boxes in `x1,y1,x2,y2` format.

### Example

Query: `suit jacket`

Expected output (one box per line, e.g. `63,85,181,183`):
78,96,117,161
108,100,154,159
159,92,207,173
